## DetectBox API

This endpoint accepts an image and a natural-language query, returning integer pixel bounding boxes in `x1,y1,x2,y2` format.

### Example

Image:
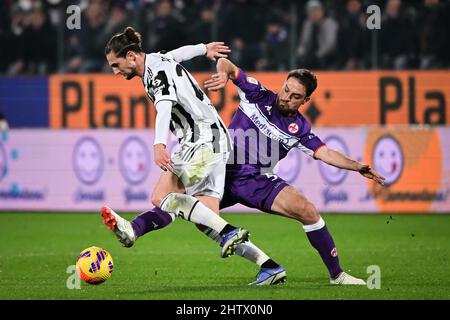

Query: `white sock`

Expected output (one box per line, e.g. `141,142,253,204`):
201,227,269,266
235,241,270,267
302,217,325,232
160,193,228,233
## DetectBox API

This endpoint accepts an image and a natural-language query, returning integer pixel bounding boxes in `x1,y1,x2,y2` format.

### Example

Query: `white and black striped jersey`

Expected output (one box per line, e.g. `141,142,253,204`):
142,52,231,153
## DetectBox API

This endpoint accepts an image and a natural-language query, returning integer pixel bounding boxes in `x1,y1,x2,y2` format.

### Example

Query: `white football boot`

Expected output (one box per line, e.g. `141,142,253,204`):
101,206,136,248
330,272,366,285
219,227,250,258
248,265,287,286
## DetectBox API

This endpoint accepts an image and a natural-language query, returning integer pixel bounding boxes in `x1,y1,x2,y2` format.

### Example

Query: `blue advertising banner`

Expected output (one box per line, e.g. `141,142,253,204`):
0,77,49,128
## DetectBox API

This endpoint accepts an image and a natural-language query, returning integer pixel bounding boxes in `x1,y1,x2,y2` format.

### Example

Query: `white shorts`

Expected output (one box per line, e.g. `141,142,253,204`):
171,143,229,199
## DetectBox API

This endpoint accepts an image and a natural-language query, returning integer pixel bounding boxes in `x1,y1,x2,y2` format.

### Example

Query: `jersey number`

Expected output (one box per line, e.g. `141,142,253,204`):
265,173,279,181
176,64,204,101
154,71,170,96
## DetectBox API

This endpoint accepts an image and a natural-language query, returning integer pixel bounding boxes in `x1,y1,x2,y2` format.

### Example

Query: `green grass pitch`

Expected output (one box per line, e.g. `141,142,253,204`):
0,212,449,300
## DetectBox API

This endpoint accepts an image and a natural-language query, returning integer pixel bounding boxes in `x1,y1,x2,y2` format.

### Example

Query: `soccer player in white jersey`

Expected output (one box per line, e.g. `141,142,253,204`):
102,26,249,259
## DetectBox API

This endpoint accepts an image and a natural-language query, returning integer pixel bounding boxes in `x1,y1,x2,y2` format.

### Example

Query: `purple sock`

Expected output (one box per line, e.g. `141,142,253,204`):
131,207,174,238
304,219,343,279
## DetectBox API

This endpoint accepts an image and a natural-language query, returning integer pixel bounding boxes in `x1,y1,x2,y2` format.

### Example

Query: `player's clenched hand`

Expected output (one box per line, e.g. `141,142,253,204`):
205,42,231,62
204,72,228,91
154,144,174,172
358,164,385,185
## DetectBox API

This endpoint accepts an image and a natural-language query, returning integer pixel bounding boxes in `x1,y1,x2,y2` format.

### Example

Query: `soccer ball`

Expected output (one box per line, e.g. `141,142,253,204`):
76,246,114,284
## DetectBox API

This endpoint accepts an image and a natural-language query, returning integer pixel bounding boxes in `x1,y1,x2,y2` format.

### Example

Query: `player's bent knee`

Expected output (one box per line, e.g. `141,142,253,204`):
151,193,165,208
303,202,320,224
151,188,176,208
289,198,308,217
289,199,319,224
151,197,159,208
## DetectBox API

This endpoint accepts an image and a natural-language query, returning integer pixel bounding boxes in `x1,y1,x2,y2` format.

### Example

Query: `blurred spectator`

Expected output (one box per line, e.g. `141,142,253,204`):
4,1,58,75
184,6,215,71
296,0,339,70
416,0,449,69
181,0,211,25
98,0,136,71
141,0,187,52
103,1,134,38
257,14,290,71
63,0,108,73
19,1,58,75
336,0,366,70
0,1,11,73
379,0,417,70
2,4,27,75
219,0,267,45
219,0,268,70
228,37,246,69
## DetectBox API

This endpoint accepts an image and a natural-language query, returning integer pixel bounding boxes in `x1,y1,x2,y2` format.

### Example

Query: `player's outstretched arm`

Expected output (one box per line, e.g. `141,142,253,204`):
314,146,385,185
204,58,239,91
168,42,230,63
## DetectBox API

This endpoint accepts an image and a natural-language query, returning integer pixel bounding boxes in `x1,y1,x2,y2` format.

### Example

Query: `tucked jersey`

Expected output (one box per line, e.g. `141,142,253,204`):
142,52,231,153
227,68,325,173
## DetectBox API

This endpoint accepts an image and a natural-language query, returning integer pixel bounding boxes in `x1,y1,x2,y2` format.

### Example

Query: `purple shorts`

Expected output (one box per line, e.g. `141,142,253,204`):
220,168,289,212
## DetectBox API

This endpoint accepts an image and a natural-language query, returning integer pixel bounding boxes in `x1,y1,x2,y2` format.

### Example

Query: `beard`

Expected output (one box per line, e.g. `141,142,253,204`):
277,104,291,116
125,68,138,80
276,101,294,116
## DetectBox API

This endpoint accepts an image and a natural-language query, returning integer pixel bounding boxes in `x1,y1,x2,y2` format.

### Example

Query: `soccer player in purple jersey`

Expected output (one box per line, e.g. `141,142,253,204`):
202,58,385,285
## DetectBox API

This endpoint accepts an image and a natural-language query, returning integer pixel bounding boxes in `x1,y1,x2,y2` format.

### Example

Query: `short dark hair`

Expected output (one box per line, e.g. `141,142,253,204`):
287,69,317,98
104,26,143,58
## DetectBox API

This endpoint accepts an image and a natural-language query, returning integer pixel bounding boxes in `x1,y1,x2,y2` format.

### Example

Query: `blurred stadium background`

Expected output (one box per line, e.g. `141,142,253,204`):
1,0,449,74
0,0,449,300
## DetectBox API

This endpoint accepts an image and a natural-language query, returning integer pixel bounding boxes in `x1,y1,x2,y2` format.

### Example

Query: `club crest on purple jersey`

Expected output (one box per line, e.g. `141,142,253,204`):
288,123,299,134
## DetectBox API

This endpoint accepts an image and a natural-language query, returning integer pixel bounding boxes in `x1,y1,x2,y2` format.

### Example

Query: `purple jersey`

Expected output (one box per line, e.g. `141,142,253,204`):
227,69,325,174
